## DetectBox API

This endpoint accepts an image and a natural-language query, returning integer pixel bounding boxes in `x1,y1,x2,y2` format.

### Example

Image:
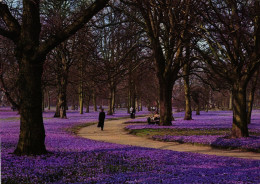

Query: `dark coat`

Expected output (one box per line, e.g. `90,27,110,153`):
98,111,106,127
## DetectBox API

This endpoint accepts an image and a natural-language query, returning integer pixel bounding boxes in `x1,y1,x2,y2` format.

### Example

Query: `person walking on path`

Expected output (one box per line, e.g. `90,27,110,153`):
132,108,136,119
130,107,136,119
130,107,133,118
98,108,106,131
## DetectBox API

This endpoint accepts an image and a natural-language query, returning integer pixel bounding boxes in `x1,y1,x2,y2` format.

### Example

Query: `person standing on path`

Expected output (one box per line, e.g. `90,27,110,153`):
98,108,106,131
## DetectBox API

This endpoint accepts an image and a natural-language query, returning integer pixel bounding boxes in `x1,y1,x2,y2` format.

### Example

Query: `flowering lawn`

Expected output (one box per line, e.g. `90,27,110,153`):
1,108,260,183
126,111,260,152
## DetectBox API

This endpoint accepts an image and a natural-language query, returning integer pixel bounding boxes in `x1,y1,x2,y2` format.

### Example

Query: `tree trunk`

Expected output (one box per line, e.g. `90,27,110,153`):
135,97,139,112
14,57,47,155
229,91,233,110
205,104,208,112
85,94,90,113
183,63,192,120
112,87,115,114
108,86,115,115
54,75,68,118
159,81,173,126
47,90,51,110
53,49,68,118
139,100,142,111
147,104,151,111
247,69,259,124
196,102,200,115
93,92,97,112
13,0,48,155
3,0,109,156
42,90,45,112
79,84,84,114
127,88,131,113
231,85,249,138
247,90,254,124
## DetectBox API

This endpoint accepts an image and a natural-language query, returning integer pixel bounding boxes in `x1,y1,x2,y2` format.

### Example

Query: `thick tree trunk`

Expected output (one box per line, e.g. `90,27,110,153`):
159,81,173,126
183,63,192,120
13,0,48,155
3,0,109,156
14,57,47,155
231,85,249,138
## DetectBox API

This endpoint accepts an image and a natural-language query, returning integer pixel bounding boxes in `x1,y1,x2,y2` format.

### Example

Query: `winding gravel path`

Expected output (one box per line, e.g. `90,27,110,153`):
78,117,260,160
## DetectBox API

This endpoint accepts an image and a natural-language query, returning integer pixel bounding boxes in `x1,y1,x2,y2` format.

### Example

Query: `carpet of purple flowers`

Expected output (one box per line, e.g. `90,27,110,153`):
126,111,260,152
1,108,260,183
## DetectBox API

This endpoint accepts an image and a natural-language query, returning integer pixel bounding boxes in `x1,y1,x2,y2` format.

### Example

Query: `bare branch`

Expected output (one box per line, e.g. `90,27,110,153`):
38,0,109,57
0,2,20,41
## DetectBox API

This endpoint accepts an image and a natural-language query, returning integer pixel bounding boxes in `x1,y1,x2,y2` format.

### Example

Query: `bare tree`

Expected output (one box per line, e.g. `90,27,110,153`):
120,0,196,125
197,0,260,137
0,0,109,155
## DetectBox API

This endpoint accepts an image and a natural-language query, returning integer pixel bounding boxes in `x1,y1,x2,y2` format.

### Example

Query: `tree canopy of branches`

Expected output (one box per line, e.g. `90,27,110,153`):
197,0,260,138
0,0,109,155
120,0,197,125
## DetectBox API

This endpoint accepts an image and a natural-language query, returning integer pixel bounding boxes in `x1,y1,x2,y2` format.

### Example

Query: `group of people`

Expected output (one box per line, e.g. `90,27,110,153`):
98,107,161,130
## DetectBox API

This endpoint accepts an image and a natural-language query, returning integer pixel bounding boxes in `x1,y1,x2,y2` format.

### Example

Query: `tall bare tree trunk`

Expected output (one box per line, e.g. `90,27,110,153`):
85,94,90,113
183,63,192,120
128,88,131,113
54,74,68,118
47,90,51,110
196,103,200,115
108,86,115,115
247,69,259,124
231,84,249,138
54,47,69,118
139,100,142,111
93,91,97,112
42,89,45,112
79,84,84,114
229,91,233,110
54,81,68,118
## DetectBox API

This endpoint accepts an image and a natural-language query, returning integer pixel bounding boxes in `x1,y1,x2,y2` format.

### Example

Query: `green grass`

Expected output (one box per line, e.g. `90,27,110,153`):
128,128,260,138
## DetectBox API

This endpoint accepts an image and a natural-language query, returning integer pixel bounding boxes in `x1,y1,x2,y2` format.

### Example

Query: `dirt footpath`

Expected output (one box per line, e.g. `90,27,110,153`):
78,117,260,160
